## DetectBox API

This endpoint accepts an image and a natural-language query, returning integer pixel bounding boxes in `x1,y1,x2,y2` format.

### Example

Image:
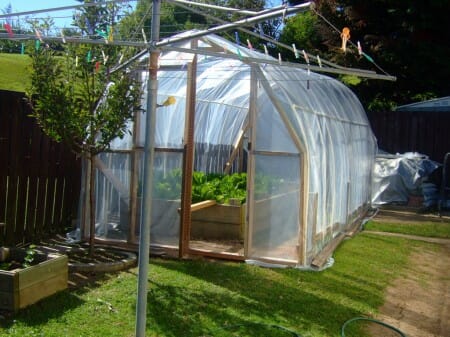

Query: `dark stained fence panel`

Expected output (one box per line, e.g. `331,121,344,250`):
0,90,81,246
367,110,450,163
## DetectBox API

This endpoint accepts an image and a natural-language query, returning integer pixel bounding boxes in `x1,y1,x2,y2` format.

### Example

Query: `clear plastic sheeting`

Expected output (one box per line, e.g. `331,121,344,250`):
254,62,375,262
94,152,132,241
79,31,377,267
371,152,440,205
147,151,182,247
250,154,301,262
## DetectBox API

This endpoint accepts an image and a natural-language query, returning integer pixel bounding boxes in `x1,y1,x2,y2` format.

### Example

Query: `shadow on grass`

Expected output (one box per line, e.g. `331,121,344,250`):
0,233,416,336
0,290,84,329
144,233,414,337
0,271,116,329
145,259,363,337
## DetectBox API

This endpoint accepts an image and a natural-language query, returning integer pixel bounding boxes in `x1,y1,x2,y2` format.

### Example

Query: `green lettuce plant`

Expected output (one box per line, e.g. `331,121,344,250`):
152,170,247,205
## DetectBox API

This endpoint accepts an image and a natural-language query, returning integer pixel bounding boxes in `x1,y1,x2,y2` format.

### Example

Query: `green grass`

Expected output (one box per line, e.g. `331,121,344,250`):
0,232,432,337
364,220,450,238
0,53,31,92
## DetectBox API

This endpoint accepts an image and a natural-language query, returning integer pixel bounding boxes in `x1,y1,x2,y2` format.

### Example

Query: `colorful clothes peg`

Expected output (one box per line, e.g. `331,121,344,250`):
340,27,350,52
4,23,13,37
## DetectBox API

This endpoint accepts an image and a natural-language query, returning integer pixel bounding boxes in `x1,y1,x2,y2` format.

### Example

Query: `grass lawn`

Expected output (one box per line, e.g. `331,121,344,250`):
0,230,433,337
0,53,30,92
364,219,450,238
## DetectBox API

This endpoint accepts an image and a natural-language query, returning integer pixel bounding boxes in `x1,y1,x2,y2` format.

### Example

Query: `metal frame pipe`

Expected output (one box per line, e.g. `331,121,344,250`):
135,0,161,336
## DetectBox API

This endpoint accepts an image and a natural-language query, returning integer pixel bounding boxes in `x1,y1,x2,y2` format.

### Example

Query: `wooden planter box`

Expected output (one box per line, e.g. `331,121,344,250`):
191,202,245,240
0,249,68,312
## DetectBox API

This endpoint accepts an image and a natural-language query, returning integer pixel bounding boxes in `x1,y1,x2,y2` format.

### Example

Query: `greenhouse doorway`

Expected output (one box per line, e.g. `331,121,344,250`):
164,51,248,261
246,152,303,265
244,68,306,266
182,146,248,261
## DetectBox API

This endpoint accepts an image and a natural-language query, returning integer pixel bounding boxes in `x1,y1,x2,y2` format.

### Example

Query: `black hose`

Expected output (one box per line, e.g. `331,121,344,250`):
206,316,406,337
341,317,407,337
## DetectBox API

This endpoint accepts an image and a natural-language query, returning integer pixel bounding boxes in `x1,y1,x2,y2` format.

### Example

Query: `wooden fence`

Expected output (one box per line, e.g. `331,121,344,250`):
0,90,81,246
367,109,450,163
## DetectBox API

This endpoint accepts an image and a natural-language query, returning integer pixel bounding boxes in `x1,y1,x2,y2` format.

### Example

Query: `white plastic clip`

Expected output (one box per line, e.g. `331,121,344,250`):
292,44,299,59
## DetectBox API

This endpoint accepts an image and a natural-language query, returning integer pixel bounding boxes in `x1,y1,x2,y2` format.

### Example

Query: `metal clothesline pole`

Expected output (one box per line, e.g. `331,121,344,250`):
155,2,311,48
0,0,396,81
135,0,160,335
0,0,135,19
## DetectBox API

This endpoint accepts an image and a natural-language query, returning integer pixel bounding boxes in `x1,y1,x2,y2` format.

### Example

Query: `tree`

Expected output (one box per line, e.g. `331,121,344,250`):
280,0,450,110
25,0,142,256
117,0,274,45
27,44,142,256
118,0,208,41
72,0,121,36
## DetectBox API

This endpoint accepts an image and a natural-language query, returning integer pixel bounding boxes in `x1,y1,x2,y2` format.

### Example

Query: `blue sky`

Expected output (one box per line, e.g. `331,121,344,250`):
0,1,87,28
1,0,283,31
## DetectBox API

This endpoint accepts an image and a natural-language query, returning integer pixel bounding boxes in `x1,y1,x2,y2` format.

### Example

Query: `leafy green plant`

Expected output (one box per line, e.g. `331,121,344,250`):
153,169,182,199
0,245,38,270
150,170,247,204
150,169,291,204
0,261,12,270
191,172,247,204
22,244,37,268
24,4,143,258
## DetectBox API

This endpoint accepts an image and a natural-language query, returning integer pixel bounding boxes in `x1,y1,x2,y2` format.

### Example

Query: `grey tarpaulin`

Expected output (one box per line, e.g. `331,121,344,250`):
372,151,440,205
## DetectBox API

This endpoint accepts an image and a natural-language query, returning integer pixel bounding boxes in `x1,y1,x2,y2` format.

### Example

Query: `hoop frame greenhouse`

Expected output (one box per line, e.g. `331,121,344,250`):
76,32,378,268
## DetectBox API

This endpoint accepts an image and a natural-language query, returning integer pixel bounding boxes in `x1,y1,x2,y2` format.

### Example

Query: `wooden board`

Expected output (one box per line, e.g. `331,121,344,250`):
17,254,68,290
191,204,242,224
190,200,216,212
311,232,345,268
18,272,68,309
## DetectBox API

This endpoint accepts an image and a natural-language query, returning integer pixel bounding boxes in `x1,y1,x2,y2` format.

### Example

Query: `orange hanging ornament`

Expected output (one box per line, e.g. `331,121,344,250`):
341,27,350,52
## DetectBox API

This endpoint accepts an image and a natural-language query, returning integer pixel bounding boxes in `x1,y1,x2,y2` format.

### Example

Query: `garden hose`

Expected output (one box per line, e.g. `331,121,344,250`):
206,317,407,337
341,317,407,337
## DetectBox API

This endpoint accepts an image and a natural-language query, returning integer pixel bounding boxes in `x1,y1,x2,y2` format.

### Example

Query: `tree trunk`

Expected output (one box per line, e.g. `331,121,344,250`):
89,154,96,257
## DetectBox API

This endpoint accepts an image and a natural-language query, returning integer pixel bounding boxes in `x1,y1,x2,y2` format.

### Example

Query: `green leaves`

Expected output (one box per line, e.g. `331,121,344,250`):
152,170,247,204
26,44,142,157
280,0,450,109
191,172,247,205
153,169,182,200
22,244,37,268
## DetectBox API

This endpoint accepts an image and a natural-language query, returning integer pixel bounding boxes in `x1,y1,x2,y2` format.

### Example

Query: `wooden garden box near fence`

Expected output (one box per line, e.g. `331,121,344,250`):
0,248,68,312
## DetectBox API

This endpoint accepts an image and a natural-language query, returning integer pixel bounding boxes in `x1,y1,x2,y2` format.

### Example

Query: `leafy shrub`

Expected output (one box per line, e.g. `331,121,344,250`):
151,170,247,205
192,172,247,204
152,168,182,199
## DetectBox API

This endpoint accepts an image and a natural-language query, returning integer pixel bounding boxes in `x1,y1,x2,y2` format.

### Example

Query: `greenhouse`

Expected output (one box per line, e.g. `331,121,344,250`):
77,32,377,268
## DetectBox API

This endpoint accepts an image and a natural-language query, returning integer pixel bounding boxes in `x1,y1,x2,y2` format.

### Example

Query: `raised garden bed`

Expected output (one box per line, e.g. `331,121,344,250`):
0,247,68,312
191,201,245,240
